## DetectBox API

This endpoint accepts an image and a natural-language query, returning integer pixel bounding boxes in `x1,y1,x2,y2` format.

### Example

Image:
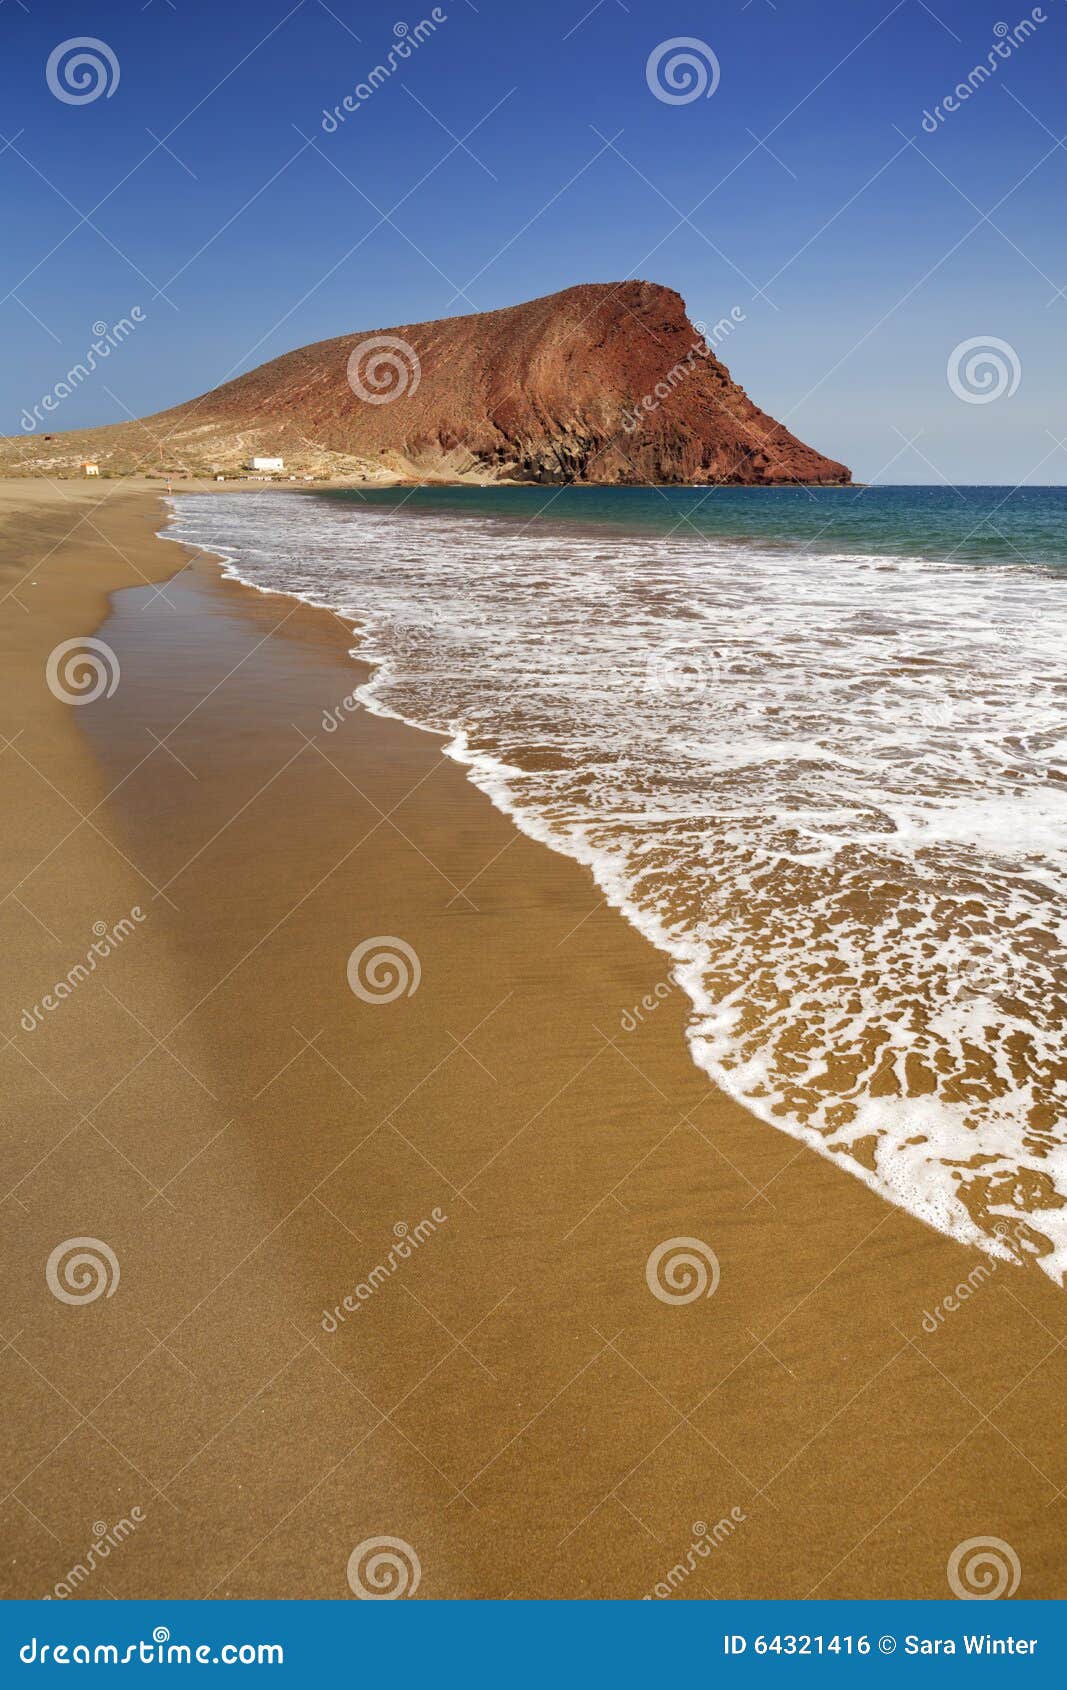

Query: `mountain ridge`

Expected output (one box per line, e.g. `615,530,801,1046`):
3,281,850,486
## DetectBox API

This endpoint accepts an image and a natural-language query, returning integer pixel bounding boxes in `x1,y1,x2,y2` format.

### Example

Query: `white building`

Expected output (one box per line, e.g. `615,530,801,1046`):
250,456,284,472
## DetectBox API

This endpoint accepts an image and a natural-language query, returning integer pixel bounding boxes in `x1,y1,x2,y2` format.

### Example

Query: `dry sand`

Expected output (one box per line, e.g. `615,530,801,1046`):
0,479,1063,1601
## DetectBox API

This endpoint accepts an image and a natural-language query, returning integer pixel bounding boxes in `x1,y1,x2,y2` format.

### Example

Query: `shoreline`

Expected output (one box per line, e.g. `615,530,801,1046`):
166,485,1067,1286
1,480,1064,1600
0,468,860,489
160,494,995,1276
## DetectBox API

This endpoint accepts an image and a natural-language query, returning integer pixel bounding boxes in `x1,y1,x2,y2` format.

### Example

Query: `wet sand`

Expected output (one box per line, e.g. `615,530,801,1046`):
1,480,1063,1600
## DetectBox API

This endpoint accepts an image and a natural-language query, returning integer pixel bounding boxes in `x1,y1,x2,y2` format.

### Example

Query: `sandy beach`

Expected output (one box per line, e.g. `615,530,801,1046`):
1,479,1063,1601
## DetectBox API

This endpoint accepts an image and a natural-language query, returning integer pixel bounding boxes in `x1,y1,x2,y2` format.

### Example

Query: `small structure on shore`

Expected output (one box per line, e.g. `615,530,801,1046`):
250,455,284,472
82,461,99,477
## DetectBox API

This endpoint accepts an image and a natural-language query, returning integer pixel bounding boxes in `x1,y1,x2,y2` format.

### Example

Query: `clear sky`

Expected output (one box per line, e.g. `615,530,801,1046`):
2,0,1065,482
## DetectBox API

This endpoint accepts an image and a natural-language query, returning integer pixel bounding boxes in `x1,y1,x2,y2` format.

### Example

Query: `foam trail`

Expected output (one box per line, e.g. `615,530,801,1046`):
162,491,1067,1287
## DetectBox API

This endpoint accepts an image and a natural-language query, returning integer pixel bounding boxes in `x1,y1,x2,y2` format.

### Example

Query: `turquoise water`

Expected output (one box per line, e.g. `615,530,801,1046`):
324,483,1067,569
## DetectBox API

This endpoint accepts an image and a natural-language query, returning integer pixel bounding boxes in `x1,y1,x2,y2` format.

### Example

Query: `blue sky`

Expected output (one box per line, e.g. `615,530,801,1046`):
2,0,1065,482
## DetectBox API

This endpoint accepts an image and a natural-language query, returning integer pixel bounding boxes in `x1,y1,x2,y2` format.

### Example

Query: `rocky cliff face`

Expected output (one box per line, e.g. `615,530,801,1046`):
2,282,850,485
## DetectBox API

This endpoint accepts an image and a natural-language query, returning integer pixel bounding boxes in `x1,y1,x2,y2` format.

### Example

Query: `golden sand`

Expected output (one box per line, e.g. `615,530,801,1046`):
0,480,1063,1600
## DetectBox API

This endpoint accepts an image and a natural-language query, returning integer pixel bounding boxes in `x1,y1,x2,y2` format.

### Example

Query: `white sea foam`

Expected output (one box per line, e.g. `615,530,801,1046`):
163,492,1067,1286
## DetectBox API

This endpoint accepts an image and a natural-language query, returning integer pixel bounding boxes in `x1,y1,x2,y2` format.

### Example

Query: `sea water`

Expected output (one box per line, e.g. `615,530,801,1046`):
164,485,1067,1285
